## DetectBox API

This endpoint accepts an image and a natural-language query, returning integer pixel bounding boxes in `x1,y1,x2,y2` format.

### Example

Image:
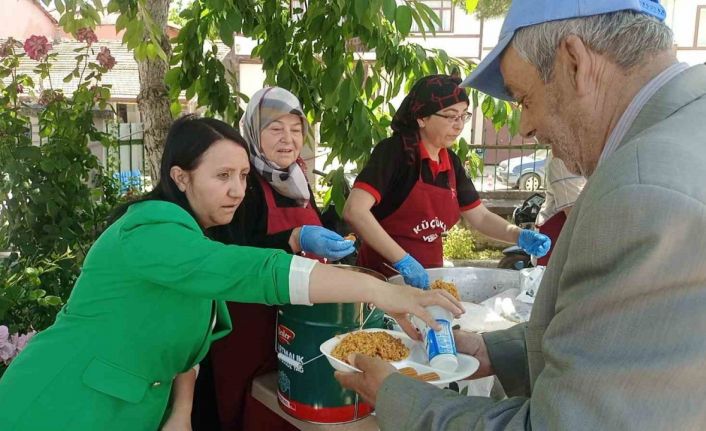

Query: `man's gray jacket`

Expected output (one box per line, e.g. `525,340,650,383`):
376,65,706,430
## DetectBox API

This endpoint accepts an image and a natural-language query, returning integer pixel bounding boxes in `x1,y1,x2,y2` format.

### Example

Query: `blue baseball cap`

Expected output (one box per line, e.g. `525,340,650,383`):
461,0,667,101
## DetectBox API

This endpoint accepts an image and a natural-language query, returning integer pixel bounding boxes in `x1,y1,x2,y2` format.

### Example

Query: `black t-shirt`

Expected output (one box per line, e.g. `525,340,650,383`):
354,135,481,220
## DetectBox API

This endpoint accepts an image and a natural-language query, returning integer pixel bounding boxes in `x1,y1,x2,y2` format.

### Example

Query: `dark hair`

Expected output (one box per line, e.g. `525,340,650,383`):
391,74,469,165
107,115,248,225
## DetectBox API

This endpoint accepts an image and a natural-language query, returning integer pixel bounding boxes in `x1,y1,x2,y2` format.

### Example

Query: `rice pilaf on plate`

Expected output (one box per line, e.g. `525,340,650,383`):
331,331,409,364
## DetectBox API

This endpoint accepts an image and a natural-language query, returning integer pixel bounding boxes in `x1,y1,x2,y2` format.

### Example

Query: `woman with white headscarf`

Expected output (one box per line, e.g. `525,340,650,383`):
198,87,353,431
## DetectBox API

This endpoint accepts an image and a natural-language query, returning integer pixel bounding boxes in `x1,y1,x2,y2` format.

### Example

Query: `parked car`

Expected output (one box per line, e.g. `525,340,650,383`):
495,149,548,191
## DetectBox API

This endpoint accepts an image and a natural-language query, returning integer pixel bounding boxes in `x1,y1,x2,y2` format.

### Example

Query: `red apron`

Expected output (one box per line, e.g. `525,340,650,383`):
536,211,567,266
357,154,461,277
210,177,320,431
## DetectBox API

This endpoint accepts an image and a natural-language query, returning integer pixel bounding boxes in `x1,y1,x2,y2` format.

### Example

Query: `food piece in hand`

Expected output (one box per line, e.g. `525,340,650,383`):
397,367,440,382
430,279,460,301
332,331,409,363
414,372,440,382
398,367,418,377
344,233,357,242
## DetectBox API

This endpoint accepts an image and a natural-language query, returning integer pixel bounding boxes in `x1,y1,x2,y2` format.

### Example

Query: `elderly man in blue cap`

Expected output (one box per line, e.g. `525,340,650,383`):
337,0,706,429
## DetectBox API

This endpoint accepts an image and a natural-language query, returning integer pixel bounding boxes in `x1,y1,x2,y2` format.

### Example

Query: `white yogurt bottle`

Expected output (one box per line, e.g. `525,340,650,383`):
420,305,458,372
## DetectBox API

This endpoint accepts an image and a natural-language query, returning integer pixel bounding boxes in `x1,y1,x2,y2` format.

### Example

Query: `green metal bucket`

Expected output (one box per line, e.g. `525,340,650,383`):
276,265,387,423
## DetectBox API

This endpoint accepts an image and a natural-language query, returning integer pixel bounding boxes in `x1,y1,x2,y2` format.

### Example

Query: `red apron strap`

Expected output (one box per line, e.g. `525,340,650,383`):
257,175,322,235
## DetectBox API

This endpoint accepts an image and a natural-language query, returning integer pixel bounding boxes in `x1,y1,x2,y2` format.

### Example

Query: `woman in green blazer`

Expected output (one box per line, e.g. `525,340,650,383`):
0,116,462,431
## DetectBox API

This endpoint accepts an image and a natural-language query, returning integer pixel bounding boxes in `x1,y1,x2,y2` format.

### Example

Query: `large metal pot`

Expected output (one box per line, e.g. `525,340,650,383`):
275,265,386,424
388,266,520,303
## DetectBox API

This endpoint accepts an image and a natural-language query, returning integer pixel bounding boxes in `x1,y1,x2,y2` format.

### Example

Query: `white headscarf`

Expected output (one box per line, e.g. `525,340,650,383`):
241,87,312,207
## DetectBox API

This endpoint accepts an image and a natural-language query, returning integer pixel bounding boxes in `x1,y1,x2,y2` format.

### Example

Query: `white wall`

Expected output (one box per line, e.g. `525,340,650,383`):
407,6,483,59
668,0,706,64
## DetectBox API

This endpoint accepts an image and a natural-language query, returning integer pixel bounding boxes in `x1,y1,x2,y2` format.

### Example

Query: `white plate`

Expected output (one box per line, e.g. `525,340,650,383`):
319,328,480,386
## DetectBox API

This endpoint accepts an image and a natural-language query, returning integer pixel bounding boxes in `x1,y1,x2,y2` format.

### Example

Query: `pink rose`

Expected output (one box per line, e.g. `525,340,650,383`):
11,330,36,353
0,326,17,365
23,35,52,61
96,46,116,70
76,28,98,46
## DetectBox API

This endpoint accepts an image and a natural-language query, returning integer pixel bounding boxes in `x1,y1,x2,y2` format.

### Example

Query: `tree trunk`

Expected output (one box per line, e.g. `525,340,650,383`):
136,0,172,184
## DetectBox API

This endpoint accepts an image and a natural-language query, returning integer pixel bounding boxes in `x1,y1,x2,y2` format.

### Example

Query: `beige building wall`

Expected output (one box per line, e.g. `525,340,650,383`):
0,0,60,40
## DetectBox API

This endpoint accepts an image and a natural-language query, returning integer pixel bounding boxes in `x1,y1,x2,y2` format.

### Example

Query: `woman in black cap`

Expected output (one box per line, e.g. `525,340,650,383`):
344,74,550,288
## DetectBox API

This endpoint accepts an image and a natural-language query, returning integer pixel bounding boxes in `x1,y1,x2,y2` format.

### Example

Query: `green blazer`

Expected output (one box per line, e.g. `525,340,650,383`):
0,200,295,430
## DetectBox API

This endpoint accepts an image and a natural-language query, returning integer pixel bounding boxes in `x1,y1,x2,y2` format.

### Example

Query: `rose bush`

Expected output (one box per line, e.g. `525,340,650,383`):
0,32,122,376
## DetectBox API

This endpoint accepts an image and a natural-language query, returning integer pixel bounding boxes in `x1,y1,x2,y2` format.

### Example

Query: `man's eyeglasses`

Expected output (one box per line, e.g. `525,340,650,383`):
431,112,473,124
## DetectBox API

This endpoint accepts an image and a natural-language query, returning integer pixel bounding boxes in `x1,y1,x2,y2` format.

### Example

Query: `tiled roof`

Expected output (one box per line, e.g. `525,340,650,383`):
2,39,233,101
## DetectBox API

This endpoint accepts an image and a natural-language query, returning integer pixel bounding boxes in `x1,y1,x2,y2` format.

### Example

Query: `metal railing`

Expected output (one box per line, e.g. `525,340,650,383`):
85,122,149,193
469,143,550,193
44,118,549,195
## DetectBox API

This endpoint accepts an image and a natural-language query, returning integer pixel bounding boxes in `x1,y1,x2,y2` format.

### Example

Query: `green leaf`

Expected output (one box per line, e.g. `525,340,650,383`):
416,2,441,26
55,0,65,14
224,9,243,33
481,95,495,119
83,4,101,24
339,78,353,112
382,0,396,21
100,86,111,100
371,95,385,110
145,42,158,59
170,100,182,117
492,100,507,131
115,14,129,33
330,168,347,217
395,5,413,37
133,44,145,61
411,9,427,36
354,0,369,20
0,297,13,321
210,0,225,11
185,84,196,100
219,25,234,47
28,289,47,300
438,50,449,65
43,295,63,306
509,108,521,137
164,67,181,87
456,137,469,162
353,60,365,88
465,0,480,13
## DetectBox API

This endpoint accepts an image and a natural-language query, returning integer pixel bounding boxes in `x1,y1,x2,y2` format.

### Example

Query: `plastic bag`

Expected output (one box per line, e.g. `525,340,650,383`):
516,266,546,304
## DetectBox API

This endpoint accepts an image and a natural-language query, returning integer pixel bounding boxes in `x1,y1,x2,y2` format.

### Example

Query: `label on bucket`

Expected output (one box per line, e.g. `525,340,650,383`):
278,324,296,345
425,318,457,360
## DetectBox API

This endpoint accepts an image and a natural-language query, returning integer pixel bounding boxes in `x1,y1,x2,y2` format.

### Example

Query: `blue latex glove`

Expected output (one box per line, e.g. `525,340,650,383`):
299,225,355,261
392,253,429,289
517,229,551,258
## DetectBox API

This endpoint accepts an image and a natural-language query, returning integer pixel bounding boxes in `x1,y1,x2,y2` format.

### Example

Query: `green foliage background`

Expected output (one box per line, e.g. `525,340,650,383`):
0,38,122,338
